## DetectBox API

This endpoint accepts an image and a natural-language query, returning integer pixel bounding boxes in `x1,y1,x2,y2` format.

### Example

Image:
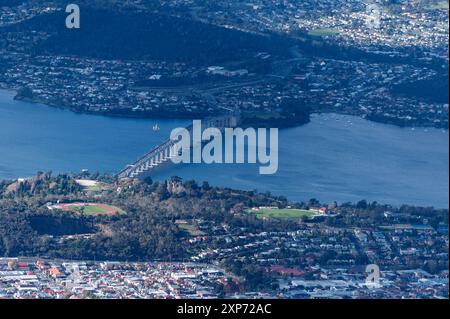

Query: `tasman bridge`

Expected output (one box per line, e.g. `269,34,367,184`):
116,115,239,179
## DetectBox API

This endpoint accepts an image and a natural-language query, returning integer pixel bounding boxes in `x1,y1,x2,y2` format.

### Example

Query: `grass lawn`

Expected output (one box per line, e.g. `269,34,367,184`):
176,220,205,236
65,203,125,216
428,0,449,10
252,208,318,220
75,179,108,192
85,184,105,192
308,28,340,37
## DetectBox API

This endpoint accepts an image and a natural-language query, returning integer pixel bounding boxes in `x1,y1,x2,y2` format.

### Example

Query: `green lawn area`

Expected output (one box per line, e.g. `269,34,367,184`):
176,220,205,236
428,1,449,10
85,184,105,192
308,28,340,37
251,208,318,220
67,204,125,216
75,179,109,193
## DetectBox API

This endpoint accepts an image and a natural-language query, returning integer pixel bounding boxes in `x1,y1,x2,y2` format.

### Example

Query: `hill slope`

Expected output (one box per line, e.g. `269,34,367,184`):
9,8,292,65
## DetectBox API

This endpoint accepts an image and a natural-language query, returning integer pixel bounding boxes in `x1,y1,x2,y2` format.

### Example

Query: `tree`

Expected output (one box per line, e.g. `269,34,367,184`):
356,200,368,210
16,87,33,99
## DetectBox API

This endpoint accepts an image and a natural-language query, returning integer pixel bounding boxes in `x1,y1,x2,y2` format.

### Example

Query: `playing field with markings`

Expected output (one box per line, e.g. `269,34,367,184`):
251,208,319,219
53,203,126,216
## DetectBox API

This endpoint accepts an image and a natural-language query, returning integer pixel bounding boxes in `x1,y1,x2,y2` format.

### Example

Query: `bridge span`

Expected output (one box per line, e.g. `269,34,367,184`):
116,115,239,179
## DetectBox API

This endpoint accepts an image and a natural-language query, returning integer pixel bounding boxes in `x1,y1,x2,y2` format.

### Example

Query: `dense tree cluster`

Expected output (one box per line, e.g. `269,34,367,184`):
0,172,289,261
0,172,447,287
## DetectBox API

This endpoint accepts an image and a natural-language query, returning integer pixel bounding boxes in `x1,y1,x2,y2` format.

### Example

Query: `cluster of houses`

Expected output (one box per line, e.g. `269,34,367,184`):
184,207,448,298
1,1,448,128
178,0,448,60
0,258,232,299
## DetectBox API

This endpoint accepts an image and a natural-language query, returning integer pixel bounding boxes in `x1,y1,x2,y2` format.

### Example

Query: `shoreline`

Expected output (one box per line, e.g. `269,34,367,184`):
7,87,447,130
10,89,312,128
1,89,448,209
0,173,447,210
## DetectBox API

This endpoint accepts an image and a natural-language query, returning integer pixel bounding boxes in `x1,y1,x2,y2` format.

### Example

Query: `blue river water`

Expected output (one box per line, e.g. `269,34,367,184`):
0,89,448,208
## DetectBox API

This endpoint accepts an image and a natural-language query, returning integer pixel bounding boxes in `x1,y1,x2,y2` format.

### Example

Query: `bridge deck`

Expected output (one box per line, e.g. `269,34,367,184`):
116,116,238,179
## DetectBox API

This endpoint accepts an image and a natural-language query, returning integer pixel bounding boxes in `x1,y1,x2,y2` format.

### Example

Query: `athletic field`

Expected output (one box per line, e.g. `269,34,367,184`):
53,202,125,216
251,208,318,220
308,28,340,37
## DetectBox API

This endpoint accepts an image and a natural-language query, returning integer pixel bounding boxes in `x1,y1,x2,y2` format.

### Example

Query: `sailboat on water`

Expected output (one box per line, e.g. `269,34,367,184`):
152,123,160,132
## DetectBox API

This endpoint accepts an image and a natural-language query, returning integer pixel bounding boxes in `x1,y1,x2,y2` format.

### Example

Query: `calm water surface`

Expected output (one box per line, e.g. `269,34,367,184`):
0,90,448,208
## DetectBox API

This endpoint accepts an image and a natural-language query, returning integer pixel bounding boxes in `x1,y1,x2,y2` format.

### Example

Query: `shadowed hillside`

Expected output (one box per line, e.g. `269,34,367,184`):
391,74,449,104
9,8,293,65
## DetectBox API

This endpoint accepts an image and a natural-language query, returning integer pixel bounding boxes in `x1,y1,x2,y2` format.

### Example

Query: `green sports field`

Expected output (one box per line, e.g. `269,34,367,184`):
62,203,126,216
308,28,340,37
251,208,318,220
428,1,449,10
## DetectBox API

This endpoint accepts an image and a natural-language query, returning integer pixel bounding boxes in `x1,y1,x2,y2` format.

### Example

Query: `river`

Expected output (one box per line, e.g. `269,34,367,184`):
0,90,448,208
